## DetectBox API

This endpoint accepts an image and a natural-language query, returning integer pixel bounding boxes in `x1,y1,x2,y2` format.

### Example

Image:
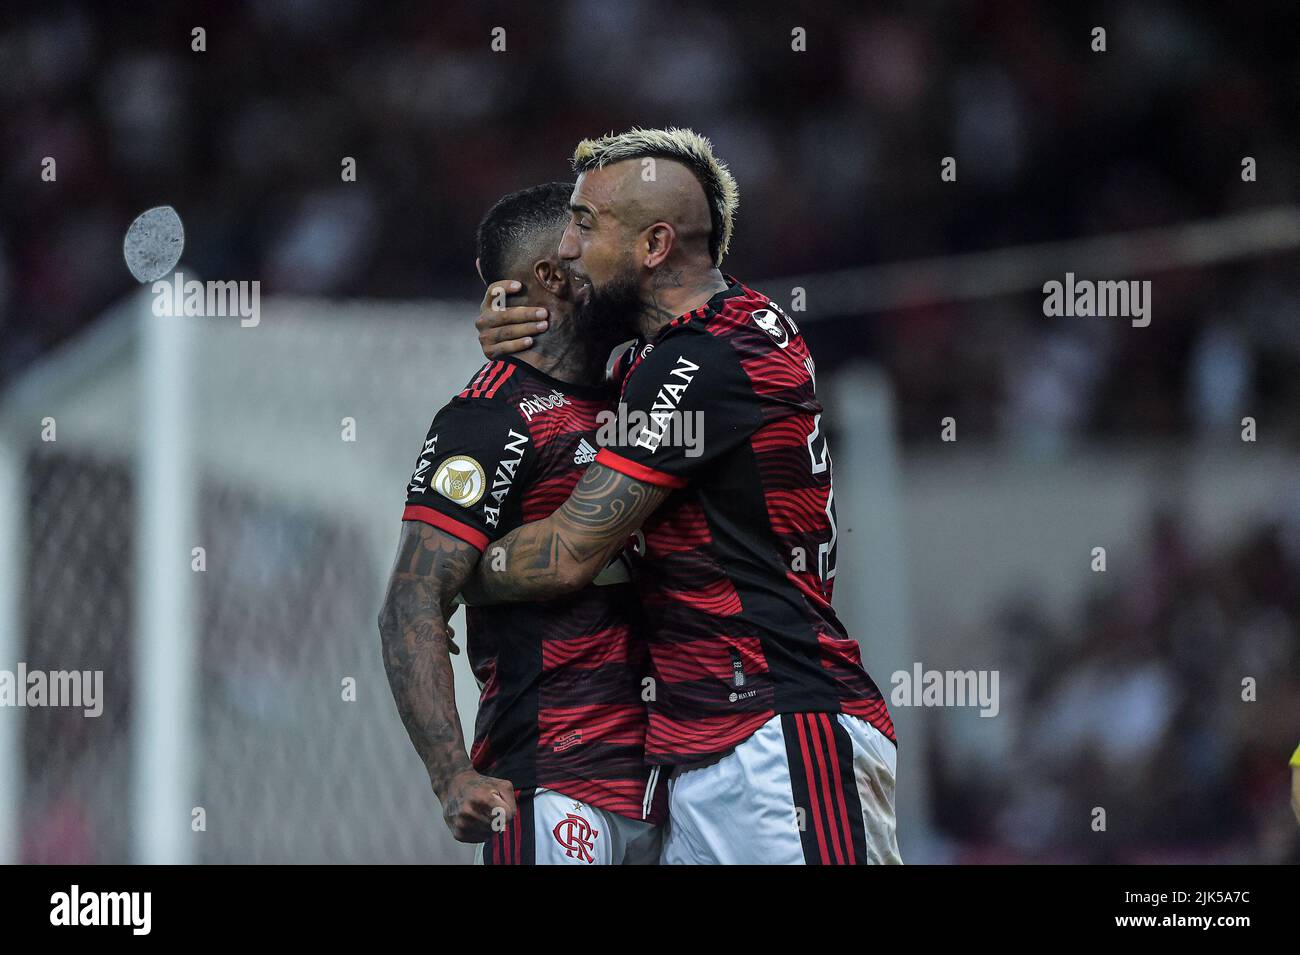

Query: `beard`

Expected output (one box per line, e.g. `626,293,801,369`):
571,261,643,366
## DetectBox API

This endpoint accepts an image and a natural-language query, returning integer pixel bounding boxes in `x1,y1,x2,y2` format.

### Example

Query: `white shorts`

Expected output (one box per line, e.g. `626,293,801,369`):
475,787,663,865
661,712,901,865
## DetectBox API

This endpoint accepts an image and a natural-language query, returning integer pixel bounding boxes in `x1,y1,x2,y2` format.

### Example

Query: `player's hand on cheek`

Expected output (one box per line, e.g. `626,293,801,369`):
477,280,549,358
441,769,518,842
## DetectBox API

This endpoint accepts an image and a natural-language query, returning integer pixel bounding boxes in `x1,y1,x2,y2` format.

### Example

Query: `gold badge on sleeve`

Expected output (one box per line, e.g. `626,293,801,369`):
433,456,486,507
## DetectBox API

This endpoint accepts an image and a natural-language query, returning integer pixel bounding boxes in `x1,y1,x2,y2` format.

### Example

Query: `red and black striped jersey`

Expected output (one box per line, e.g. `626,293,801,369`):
595,279,896,764
402,356,663,822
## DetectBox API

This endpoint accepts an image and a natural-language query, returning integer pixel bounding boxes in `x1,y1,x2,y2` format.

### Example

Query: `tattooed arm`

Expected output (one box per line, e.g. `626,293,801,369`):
378,522,517,842
464,463,669,604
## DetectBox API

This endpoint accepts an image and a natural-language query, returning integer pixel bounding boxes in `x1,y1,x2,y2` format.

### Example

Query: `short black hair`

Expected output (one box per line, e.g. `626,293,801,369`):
475,181,572,283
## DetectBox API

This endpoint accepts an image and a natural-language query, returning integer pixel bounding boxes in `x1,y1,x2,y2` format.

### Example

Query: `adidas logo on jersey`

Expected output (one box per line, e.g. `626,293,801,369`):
573,438,597,465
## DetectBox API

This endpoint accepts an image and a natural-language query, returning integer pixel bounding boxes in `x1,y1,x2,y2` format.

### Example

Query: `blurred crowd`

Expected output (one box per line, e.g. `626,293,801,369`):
932,507,1300,863
3,1,1300,444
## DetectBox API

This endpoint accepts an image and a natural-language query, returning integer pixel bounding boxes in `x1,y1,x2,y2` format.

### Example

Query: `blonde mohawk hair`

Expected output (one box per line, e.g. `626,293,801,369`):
571,126,739,267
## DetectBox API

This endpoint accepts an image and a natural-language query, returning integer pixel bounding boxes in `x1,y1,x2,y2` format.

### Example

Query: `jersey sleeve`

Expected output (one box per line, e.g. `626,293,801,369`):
402,399,533,552
595,329,760,488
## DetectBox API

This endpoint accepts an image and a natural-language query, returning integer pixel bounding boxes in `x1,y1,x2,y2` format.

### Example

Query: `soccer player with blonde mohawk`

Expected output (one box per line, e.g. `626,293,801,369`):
467,127,902,864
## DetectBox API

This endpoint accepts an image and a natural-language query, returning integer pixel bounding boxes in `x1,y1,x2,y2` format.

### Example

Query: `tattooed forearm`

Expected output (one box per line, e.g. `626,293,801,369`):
466,463,668,604
378,522,480,798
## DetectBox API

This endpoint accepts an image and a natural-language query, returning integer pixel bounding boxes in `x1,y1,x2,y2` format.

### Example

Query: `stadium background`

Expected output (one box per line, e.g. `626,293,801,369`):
1,0,1298,863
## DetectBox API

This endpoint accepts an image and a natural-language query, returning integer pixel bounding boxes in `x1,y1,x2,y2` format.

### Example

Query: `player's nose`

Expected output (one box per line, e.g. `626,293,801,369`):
558,221,580,260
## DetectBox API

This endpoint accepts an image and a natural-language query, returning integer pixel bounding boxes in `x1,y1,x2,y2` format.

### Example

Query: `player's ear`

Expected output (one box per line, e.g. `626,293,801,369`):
475,257,485,283
535,258,566,296
643,222,675,270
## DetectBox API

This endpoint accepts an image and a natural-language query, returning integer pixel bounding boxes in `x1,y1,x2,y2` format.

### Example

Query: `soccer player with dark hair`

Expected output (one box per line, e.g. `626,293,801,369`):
378,181,663,865
467,128,902,864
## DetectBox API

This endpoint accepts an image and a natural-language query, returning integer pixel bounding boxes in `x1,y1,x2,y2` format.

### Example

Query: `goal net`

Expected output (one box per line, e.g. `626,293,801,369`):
0,292,500,863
